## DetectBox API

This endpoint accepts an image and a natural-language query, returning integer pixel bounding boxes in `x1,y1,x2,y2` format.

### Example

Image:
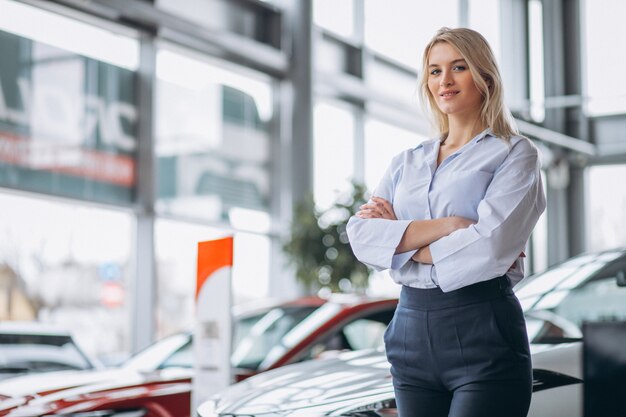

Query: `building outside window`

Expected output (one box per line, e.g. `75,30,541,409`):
0,0,138,358
154,46,275,339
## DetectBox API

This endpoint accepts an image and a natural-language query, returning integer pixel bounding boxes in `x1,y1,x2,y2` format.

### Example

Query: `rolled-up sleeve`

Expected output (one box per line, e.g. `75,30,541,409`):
346,151,417,271
429,139,546,292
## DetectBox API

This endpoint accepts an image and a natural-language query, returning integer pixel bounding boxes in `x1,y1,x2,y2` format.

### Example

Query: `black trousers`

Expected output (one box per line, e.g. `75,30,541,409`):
384,276,532,417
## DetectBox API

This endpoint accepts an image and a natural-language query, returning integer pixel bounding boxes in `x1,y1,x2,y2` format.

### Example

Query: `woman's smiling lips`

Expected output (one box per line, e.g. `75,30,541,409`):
440,90,460,99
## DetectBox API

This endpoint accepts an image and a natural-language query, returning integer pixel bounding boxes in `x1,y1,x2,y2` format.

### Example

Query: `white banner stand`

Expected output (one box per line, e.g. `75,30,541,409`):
192,237,233,415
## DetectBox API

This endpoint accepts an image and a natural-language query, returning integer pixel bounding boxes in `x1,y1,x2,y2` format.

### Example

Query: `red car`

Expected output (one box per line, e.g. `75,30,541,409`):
0,295,397,417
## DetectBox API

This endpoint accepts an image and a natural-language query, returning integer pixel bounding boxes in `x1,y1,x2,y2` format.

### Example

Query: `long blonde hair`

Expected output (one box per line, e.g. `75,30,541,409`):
419,27,518,141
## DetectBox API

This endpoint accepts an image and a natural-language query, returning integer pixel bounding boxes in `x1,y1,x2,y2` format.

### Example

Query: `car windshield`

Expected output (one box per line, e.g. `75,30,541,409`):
515,250,623,312
125,305,319,372
124,333,190,372
230,305,320,370
0,334,93,379
516,250,626,340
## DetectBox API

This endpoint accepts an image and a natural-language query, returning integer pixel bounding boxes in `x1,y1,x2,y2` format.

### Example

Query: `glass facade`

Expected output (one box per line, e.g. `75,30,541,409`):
583,0,626,116
155,47,273,223
0,0,139,358
0,0,619,359
586,165,626,251
313,100,355,209
364,119,427,192
0,192,133,356
0,20,138,204
153,46,275,339
313,0,355,39
364,0,459,69
155,218,271,339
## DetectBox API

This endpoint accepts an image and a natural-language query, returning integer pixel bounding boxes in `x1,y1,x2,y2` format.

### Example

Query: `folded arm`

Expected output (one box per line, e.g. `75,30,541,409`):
427,139,546,292
348,198,473,270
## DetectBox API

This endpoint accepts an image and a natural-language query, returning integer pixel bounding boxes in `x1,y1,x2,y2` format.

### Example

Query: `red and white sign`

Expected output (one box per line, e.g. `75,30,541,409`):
192,236,234,412
0,132,135,186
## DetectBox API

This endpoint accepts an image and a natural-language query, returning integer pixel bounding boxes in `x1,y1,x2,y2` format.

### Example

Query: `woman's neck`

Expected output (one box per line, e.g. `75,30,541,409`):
443,116,487,147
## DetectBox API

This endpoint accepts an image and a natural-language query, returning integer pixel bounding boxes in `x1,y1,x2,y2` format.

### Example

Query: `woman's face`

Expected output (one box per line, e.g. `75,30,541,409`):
427,42,484,118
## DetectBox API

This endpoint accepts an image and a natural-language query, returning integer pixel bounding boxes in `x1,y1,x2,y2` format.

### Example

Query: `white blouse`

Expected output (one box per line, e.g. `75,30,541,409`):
347,129,546,292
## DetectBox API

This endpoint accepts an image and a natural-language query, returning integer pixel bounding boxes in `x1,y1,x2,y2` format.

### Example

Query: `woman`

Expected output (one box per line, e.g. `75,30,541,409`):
346,27,546,417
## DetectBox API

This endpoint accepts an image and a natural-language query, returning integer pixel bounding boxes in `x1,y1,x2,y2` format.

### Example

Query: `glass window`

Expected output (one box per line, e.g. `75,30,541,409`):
155,46,273,224
298,307,395,361
540,275,626,328
314,0,355,39
516,251,623,313
316,37,349,74
468,0,501,66
342,318,387,350
364,0,459,69
366,60,419,102
155,219,272,339
155,219,227,339
0,0,139,205
583,0,626,115
159,340,193,369
233,232,271,302
0,192,133,359
0,0,138,69
364,119,427,192
313,101,355,209
230,305,319,370
586,165,626,251
124,333,189,371
0,333,94,377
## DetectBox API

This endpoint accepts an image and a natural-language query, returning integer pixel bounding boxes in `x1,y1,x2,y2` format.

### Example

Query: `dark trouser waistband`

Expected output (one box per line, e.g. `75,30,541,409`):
399,275,512,311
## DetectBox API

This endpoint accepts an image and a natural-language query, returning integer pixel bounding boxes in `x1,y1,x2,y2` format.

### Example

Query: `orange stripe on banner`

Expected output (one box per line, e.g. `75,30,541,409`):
196,237,234,300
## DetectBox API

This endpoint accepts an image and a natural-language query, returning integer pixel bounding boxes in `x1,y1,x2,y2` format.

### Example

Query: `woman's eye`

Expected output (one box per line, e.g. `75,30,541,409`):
430,69,441,75
453,65,466,71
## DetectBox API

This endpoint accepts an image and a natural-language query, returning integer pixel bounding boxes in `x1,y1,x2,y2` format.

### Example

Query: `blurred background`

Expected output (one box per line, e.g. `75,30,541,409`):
0,0,625,364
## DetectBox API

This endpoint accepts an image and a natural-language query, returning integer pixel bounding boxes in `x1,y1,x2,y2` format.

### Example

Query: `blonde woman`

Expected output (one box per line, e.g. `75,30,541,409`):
347,27,546,417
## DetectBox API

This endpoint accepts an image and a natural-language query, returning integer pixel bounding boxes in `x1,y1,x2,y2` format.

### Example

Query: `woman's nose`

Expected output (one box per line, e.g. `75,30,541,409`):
440,72,454,86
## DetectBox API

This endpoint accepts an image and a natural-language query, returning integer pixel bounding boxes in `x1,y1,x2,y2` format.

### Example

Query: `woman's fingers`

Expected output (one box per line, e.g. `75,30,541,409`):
359,203,383,215
371,197,397,220
357,209,382,218
358,197,397,220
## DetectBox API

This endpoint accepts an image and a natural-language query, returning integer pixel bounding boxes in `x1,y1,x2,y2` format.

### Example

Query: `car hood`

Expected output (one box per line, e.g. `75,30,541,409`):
0,367,192,415
211,344,583,416
214,349,393,416
0,369,129,399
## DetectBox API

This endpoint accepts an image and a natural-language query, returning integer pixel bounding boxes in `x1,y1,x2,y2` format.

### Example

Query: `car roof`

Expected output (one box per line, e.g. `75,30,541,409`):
232,296,326,317
325,293,397,306
0,321,73,337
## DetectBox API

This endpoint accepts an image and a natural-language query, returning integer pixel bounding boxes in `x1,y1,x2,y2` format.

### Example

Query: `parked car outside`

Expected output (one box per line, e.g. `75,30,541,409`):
0,321,101,381
197,248,626,417
0,295,398,417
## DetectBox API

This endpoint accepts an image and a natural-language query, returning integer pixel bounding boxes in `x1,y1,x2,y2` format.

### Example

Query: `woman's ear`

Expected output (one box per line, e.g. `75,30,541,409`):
483,76,493,91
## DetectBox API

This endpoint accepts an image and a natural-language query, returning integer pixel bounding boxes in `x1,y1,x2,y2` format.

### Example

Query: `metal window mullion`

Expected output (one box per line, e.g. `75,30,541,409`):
459,0,469,27
541,0,570,266
353,0,366,186
131,32,157,353
563,0,587,257
499,0,529,113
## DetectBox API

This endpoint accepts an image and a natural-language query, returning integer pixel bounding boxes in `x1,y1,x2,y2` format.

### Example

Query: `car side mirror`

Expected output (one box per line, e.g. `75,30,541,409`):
616,271,626,287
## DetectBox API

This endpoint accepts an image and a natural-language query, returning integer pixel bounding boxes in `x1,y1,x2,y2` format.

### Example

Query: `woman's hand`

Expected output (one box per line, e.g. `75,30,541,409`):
412,246,432,264
356,197,397,220
411,218,475,265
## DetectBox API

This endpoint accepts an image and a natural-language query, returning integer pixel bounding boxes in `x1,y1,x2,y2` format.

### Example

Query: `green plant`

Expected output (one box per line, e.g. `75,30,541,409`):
283,181,370,293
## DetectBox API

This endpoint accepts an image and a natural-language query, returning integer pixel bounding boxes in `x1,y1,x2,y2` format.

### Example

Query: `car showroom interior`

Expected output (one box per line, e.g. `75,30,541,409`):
0,0,625,416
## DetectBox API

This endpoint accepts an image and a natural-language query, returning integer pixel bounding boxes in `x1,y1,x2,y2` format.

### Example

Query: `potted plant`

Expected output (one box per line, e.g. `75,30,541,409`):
283,181,371,294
